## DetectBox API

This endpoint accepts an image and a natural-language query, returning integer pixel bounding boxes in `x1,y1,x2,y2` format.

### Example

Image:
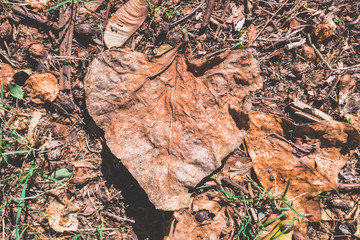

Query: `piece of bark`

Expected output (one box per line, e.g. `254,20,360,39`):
290,101,333,122
59,3,76,90
202,0,216,28
11,6,60,31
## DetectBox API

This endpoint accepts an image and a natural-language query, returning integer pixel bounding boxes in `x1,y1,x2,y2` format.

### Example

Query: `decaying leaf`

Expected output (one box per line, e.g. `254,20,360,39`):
315,19,337,42
301,45,316,61
46,197,80,233
84,0,104,12
245,112,360,222
338,74,356,105
8,83,24,99
245,24,258,46
341,93,360,116
216,150,253,182
0,64,15,89
104,0,157,48
28,111,42,147
155,44,173,57
262,219,296,240
25,73,59,104
85,46,262,210
165,194,233,239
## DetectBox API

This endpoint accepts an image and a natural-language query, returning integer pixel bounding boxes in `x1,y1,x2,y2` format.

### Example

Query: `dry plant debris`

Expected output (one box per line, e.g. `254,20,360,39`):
85,46,262,210
245,111,360,222
25,73,59,104
104,0,158,48
165,194,234,239
0,64,15,88
1,0,360,238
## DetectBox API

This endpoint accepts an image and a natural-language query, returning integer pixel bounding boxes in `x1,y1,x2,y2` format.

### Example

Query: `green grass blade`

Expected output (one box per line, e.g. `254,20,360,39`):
1,84,4,104
47,0,71,11
261,212,286,227
281,180,290,200
71,230,85,240
271,217,296,240
2,150,29,156
16,176,29,239
0,171,27,183
0,116,26,144
75,0,98,4
97,220,104,240
41,174,66,185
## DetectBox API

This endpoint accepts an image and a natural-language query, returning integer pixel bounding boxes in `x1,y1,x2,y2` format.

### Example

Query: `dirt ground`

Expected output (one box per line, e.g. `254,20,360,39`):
0,0,359,239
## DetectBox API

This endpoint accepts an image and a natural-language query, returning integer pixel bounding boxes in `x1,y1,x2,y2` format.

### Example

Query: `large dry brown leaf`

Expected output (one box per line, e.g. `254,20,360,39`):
245,112,360,221
104,0,157,48
85,47,262,210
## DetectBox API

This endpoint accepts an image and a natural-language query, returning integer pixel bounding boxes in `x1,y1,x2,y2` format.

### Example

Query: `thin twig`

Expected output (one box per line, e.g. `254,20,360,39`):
202,0,216,28
0,49,18,67
307,34,333,71
170,0,206,26
246,0,290,47
339,183,360,189
222,177,249,194
102,211,135,223
11,5,60,31
213,0,231,39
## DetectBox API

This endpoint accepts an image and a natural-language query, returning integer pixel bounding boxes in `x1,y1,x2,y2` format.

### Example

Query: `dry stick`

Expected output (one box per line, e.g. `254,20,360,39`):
201,0,216,28
339,183,360,189
11,5,60,31
246,0,290,47
222,177,249,194
103,0,112,27
0,49,18,67
307,34,333,71
170,0,206,27
59,2,76,90
102,211,135,224
213,0,231,39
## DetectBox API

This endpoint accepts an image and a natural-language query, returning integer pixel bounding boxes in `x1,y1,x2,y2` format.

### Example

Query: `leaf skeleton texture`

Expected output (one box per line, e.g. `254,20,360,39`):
84,46,262,210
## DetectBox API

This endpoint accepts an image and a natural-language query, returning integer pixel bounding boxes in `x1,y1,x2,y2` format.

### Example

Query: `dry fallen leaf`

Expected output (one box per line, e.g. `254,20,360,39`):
165,194,233,239
341,93,360,116
25,73,59,104
28,111,42,147
245,24,258,46
0,64,15,89
245,112,360,222
315,20,337,42
85,46,262,210
104,0,157,48
46,197,80,233
338,74,356,105
301,45,316,61
84,0,104,12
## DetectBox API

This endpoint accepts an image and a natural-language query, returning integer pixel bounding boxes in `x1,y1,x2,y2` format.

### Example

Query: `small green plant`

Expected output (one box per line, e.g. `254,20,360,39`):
0,89,64,239
345,117,352,124
97,219,104,240
232,35,245,50
146,0,154,15
201,178,307,240
8,83,24,100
